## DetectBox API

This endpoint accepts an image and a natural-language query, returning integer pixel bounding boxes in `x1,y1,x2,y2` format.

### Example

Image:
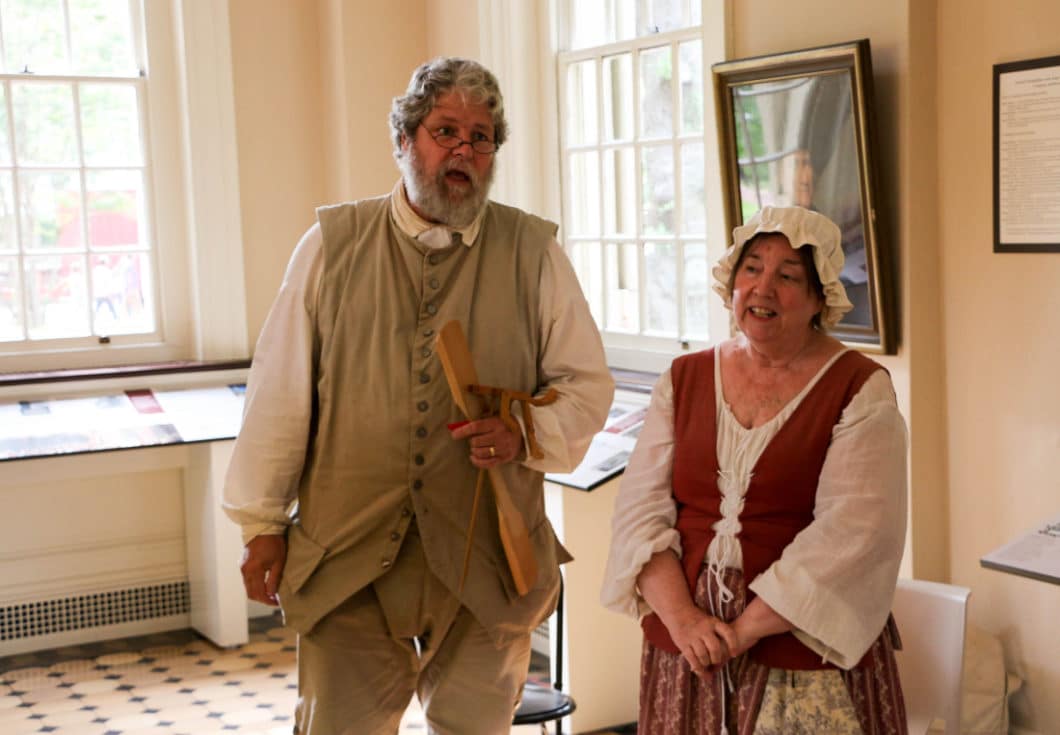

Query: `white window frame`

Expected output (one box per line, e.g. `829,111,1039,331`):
553,1,730,373
0,0,247,374
478,0,730,374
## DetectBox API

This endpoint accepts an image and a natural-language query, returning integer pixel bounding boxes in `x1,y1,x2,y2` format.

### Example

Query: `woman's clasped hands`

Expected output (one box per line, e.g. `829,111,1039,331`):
667,607,741,678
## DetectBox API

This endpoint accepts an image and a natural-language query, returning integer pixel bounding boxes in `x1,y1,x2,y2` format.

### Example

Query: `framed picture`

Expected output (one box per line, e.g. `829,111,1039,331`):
993,54,1060,253
712,39,895,354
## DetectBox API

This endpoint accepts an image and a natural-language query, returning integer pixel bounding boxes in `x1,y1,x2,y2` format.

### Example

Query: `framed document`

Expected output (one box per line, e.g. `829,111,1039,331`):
713,39,895,354
994,54,1060,253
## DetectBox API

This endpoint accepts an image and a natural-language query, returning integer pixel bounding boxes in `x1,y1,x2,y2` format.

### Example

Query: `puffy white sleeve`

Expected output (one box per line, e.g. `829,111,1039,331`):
222,223,323,545
600,369,683,619
747,369,908,668
519,238,615,473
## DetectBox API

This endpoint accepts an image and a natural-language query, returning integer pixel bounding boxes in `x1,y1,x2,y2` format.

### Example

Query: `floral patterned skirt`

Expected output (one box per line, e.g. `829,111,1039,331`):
638,566,907,735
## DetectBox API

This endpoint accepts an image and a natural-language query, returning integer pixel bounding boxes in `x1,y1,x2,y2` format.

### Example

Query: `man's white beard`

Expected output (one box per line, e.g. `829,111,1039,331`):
399,147,494,229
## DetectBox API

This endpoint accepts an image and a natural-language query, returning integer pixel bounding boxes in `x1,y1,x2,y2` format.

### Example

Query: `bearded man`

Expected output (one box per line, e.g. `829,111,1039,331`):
222,57,613,735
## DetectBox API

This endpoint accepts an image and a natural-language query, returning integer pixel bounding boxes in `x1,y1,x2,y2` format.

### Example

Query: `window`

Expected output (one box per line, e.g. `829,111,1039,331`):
556,0,728,372
0,0,248,373
0,0,158,349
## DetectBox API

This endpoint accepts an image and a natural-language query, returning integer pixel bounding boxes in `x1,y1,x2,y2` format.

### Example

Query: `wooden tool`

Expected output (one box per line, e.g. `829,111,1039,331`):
436,320,538,596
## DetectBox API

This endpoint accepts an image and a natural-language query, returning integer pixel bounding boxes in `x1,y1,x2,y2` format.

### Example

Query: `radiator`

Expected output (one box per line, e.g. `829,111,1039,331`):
0,580,189,643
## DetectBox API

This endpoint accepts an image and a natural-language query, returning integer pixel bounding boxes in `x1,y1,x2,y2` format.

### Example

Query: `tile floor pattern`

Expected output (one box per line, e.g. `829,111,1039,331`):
0,616,629,734
0,615,433,734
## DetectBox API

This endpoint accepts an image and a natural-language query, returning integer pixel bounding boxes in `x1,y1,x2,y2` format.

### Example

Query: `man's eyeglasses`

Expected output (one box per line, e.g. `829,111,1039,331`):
419,124,497,155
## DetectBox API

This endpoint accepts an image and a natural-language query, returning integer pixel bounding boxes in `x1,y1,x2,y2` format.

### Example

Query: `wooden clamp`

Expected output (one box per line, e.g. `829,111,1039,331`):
435,320,538,597
468,384,559,460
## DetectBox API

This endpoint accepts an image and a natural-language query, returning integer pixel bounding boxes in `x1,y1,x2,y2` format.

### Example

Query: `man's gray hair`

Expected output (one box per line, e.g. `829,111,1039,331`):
390,57,508,157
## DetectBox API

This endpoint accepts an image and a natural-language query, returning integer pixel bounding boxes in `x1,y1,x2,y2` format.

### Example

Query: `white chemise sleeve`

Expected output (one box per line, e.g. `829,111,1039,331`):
747,369,909,668
222,223,323,545
600,369,683,618
519,238,615,473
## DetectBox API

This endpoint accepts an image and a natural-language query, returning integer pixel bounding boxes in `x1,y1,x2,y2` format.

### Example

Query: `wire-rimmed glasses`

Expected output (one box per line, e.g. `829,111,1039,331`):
419,124,497,154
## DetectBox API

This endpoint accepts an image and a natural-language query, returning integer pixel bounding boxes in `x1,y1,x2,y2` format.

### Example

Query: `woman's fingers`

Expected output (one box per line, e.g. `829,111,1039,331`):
678,619,737,677
682,642,709,678
714,620,740,658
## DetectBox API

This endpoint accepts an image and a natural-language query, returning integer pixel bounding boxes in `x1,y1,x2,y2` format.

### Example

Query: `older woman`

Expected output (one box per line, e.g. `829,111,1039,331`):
602,206,908,734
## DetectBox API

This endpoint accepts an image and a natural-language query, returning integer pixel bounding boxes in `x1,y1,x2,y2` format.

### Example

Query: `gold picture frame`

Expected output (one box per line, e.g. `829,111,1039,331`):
713,39,895,354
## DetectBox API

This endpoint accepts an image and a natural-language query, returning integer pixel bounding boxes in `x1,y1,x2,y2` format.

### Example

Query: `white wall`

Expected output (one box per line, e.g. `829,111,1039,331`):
936,1,1060,730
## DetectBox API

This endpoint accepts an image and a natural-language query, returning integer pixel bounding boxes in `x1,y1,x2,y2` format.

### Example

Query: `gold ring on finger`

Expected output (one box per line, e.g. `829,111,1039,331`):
488,445,496,458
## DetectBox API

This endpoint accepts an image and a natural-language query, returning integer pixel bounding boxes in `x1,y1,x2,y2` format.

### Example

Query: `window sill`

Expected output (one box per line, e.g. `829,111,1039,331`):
0,359,251,388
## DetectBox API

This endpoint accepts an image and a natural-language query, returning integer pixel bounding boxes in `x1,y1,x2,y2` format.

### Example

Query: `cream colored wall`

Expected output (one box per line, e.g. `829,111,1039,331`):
937,1,1060,731
425,0,480,59
229,0,429,346
229,0,328,348
317,0,426,204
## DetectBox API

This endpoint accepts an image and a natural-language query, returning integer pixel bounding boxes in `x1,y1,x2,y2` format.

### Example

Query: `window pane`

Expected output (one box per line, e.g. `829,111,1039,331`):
20,170,83,250
644,241,677,334
0,256,22,340
679,40,703,134
569,151,600,236
641,145,674,235
681,142,705,234
2,0,67,73
569,0,605,49
604,242,638,332
69,0,136,75
639,0,683,35
81,84,142,165
568,241,602,325
603,146,635,236
24,252,88,338
0,85,10,166
91,251,151,335
684,241,709,340
0,170,16,251
86,169,143,249
690,0,701,25
12,82,78,166
611,0,635,42
602,53,633,141
639,46,673,138
565,60,598,146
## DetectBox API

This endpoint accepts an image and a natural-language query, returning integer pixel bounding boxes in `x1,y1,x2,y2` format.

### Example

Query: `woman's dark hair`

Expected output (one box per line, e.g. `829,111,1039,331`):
727,234,827,330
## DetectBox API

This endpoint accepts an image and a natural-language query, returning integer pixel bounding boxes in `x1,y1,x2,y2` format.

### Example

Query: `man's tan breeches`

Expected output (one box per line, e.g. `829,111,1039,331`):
294,524,532,735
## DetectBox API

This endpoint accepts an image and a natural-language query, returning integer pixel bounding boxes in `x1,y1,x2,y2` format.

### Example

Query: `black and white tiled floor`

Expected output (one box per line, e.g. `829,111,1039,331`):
0,615,431,734
0,616,623,734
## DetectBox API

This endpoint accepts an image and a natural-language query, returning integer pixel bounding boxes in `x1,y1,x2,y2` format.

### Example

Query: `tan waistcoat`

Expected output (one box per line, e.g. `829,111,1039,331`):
277,194,571,641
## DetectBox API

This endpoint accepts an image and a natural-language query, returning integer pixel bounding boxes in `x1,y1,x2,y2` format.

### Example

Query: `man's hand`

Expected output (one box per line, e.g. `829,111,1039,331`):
240,534,287,606
449,416,524,468
666,607,739,678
